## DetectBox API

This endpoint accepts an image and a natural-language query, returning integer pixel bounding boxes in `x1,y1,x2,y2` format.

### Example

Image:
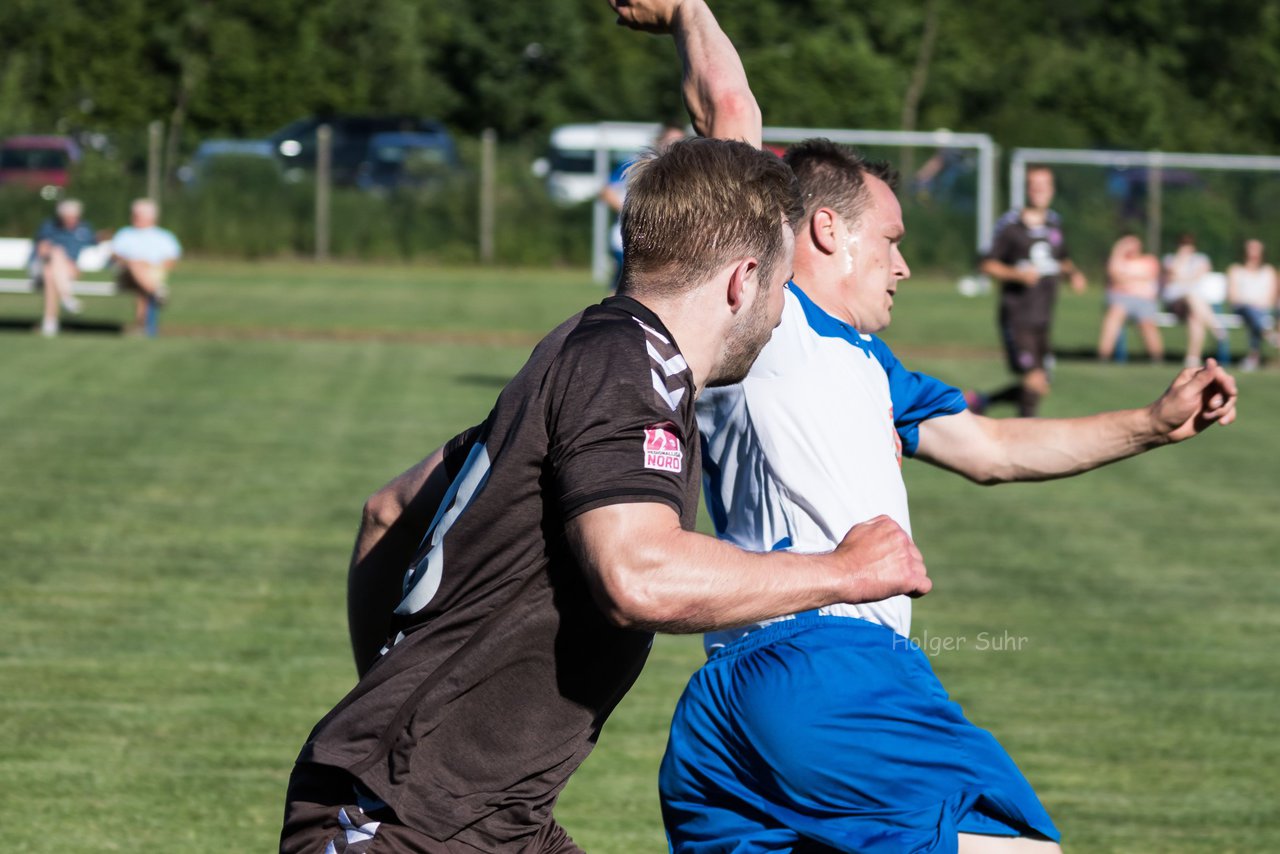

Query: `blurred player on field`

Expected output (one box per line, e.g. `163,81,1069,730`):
975,167,1087,416
600,121,687,290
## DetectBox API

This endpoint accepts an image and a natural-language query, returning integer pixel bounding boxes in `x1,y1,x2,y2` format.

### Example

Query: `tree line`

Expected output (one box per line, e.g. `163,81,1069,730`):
2,0,1278,156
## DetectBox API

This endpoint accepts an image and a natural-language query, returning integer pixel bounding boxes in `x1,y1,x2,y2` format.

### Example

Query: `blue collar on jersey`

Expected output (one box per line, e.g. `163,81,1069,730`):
786,281,874,357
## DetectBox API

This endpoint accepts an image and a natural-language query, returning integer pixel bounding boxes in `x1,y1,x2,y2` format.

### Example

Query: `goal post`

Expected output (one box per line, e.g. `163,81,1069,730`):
588,124,999,284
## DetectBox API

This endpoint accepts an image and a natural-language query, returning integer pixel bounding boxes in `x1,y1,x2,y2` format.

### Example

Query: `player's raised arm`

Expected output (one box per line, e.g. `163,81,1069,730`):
568,503,929,633
914,360,1238,485
611,0,762,147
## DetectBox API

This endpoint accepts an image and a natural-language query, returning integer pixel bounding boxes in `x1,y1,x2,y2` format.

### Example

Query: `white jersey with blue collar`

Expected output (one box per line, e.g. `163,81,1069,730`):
698,282,966,653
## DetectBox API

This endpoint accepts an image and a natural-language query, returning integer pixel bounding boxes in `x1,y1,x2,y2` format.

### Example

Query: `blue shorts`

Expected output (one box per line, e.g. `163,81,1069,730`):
659,616,1060,853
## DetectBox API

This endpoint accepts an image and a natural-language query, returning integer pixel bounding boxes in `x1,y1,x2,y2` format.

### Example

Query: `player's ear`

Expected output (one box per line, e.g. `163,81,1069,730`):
726,257,759,315
811,208,838,255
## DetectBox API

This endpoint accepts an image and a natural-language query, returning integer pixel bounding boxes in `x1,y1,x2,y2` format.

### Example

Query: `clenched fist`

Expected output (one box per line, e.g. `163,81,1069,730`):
608,0,687,33
830,515,931,602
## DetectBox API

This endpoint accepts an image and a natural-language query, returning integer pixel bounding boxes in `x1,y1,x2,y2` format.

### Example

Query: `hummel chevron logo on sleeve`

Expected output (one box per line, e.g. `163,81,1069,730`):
636,318,690,412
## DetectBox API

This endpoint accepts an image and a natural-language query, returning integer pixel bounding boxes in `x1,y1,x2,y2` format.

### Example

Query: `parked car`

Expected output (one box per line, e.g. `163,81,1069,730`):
355,131,459,193
0,135,82,198
533,123,661,205
267,116,455,186
177,139,283,186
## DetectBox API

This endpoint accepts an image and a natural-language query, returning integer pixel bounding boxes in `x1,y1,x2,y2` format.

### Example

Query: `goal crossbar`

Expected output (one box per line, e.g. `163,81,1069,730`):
591,124,999,284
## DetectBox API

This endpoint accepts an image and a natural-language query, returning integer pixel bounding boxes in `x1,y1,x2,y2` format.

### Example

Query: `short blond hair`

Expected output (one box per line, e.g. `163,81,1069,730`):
620,138,802,297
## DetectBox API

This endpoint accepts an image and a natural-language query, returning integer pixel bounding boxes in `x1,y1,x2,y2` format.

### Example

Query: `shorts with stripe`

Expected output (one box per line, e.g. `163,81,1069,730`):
659,616,1060,853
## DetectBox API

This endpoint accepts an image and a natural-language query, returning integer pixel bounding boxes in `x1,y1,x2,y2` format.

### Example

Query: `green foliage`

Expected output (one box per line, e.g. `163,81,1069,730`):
3,0,1280,265
2,0,1280,152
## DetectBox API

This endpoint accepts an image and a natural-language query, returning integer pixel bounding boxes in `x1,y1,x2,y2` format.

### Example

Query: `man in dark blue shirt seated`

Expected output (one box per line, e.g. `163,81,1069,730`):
31,198,97,337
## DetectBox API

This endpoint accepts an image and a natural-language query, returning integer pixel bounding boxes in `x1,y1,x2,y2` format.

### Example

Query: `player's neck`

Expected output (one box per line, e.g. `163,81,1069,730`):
1021,207,1048,227
791,270,859,329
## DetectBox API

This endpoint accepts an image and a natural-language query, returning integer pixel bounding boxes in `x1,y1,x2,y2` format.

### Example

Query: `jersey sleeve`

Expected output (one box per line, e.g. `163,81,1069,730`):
984,222,1017,266
869,337,967,457
442,423,486,480
545,324,694,521
607,160,631,194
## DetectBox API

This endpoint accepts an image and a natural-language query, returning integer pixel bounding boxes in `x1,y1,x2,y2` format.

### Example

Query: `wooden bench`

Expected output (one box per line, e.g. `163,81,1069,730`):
0,236,119,296
1147,273,1272,331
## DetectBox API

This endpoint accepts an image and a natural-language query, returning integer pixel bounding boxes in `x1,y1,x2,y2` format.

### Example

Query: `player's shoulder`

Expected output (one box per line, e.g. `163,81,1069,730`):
993,209,1023,234
567,296,664,357
560,296,689,383
745,284,830,378
863,333,904,375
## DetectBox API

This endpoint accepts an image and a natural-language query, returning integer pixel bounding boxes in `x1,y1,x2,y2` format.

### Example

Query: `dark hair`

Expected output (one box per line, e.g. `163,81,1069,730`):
620,137,803,297
783,138,898,228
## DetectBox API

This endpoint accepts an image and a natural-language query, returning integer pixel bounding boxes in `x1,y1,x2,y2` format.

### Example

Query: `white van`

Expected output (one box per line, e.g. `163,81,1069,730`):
536,122,664,205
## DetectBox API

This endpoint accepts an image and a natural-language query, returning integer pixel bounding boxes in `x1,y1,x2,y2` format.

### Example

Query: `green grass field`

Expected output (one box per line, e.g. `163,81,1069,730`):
1,261,1277,852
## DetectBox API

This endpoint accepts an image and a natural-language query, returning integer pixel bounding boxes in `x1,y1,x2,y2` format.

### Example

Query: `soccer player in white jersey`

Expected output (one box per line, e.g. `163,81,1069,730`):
610,2,1241,852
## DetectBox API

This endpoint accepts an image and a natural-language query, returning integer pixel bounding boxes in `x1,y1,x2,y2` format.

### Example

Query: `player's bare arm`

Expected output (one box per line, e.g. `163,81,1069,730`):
915,360,1238,484
1060,258,1087,293
600,183,624,213
567,502,930,633
348,443,453,675
611,0,762,146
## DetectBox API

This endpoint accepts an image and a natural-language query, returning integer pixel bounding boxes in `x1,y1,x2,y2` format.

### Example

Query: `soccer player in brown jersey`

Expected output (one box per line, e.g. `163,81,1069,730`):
280,4,932,851
978,167,1088,417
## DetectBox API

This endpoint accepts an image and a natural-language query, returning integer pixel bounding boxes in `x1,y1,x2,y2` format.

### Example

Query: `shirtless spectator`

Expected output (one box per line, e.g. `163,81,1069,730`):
1163,233,1227,367
1226,238,1279,371
1098,234,1164,363
31,198,97,337
111,198,181,336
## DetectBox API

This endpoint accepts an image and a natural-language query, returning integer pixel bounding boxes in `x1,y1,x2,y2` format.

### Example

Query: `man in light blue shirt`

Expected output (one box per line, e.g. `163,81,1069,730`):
111,198,181,336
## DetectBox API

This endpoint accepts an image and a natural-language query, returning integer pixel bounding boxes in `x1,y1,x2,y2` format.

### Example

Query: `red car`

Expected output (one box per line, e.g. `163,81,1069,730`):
0,136,82,197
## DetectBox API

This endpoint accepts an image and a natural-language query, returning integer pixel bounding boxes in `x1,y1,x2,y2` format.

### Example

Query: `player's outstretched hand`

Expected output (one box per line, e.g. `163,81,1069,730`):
609,0,686,33
832,515,931,601
1148,358,1239,443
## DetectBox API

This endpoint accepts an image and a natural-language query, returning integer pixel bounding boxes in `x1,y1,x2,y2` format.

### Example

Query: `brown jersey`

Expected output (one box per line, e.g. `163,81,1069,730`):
986,211,1071,328
295,296,700,849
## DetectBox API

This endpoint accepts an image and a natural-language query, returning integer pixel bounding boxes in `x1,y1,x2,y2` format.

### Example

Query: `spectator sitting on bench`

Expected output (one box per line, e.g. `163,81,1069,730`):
1098,234,1164,363
31,198,97,337
1227,238,1279,372
1163,233,1228,368
111,198,181,336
